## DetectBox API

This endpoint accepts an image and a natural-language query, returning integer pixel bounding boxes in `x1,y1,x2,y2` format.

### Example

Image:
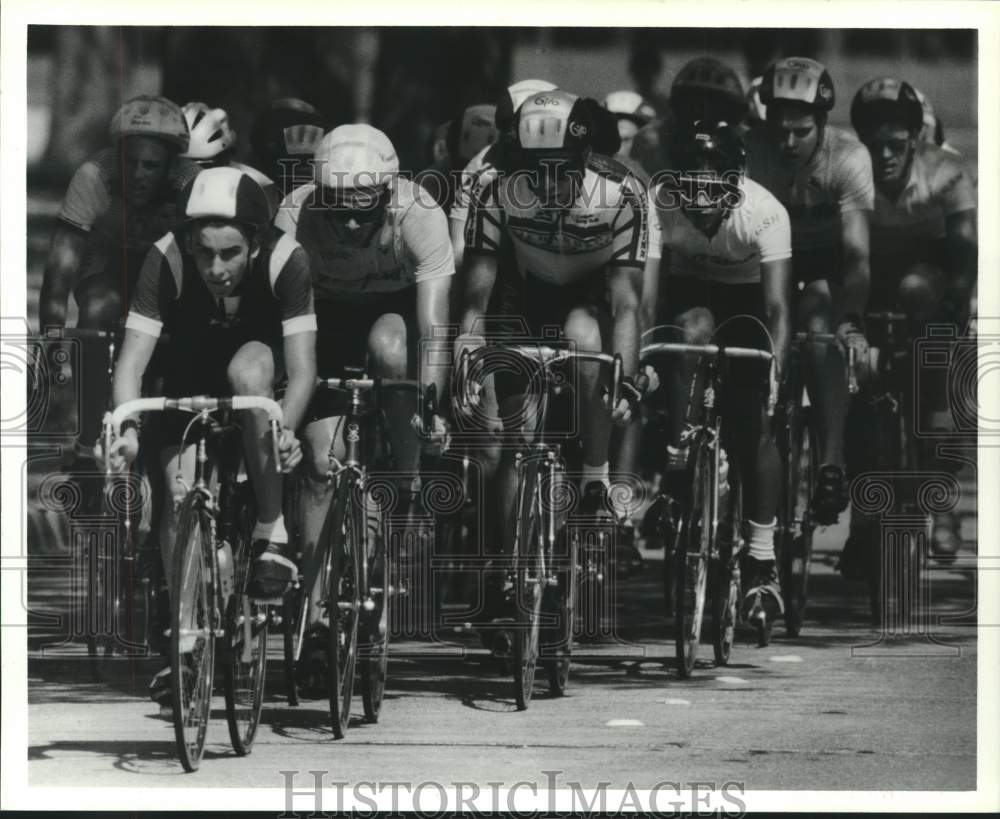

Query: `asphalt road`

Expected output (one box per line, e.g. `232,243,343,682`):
26,510,979,792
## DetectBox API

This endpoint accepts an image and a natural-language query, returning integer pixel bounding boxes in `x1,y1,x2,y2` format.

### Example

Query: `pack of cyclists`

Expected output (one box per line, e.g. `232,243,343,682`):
40,53,976,705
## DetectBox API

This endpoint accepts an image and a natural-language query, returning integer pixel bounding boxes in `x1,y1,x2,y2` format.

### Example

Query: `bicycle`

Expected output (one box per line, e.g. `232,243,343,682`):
290,372,428,736
457,342,625,709
640,339,777,676
103,394,283,772
776,332,858,638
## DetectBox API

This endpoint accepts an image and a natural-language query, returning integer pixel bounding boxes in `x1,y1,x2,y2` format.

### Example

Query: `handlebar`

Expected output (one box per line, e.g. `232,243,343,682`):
317,376,439,435
640,340,779,416
456,343,625,411
102,395,285,476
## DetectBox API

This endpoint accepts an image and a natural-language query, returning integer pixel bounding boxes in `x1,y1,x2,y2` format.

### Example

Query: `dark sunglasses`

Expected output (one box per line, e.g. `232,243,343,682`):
864,137,911,155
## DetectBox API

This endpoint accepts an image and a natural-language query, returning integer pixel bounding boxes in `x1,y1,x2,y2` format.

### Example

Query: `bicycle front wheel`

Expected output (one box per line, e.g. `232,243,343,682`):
223,482,268,756
781,406,818,638
512,462,543,710
325,479,361,739
360,510,389,723
712,465,742,665
675,436,712,678
542,530,577,696
170,491,216,773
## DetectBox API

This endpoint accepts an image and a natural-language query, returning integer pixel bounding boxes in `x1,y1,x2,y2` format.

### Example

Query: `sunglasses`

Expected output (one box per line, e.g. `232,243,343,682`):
864,138,911,155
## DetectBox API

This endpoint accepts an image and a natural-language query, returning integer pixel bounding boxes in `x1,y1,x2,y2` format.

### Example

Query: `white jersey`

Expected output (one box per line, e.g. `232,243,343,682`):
654,176,791,284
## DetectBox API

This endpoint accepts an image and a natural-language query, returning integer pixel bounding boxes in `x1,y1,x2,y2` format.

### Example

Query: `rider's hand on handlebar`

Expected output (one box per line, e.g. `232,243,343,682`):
412,412,451,455
604,372,650,426
835,320,869,361
94,428,139,473
277,427,303,473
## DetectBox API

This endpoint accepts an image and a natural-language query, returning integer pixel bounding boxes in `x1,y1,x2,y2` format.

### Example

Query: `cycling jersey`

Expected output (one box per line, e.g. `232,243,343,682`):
746,125,874,253
274,176,454,304
464,153,652,285
58,148,202,285
654,176,791,284
870,141,976,258
125,228,316,343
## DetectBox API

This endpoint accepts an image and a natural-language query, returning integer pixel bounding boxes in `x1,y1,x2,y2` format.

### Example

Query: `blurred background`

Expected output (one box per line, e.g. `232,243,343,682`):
25,26,978,326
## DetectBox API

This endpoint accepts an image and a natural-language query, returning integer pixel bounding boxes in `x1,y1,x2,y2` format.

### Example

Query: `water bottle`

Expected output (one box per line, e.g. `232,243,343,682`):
217,540,235,600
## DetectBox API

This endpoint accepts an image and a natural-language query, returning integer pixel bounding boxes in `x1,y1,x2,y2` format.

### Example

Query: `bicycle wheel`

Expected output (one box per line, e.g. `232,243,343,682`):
577,535,608,641
674,434,712,678
712,463,742,665
512,461,543,710
542,530,577,696
781,406,819,638
325,478,361,739
223,482,268,756
360,510,389,723
282,586,303,707
170,491,216,773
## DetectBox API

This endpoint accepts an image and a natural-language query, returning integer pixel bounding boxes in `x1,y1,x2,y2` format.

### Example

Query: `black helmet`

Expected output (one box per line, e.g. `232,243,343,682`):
249,98,327,169
850,77,924,137
670,120,746,175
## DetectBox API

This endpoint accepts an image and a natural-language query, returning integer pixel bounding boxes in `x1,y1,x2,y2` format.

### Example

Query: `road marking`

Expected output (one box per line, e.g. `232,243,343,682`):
770,655,803,663
715,676,748,684
658,698,691,706
606,719,644,727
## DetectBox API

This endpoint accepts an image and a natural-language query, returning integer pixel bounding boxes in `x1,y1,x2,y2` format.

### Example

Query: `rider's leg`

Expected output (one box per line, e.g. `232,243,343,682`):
564,306,612,492
796,278,850,522
158,443,198,601
299,418,342,629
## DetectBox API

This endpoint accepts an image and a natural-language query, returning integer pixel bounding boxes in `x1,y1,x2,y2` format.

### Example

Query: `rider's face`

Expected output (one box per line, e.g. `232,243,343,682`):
524,152,587,209
121,136,171,207
190,224,253,296
863,123,915,189
767,106,821,172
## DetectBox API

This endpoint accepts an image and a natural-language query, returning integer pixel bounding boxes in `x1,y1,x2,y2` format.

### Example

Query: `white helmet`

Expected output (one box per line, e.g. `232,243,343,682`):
604,90,656,125
181,102,237,162
313,123,399,192
507,78,558,112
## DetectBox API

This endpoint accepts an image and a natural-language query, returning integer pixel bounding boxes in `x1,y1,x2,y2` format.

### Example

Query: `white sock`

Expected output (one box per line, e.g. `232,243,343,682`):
253,515,288,545
579,462,610,494
748,517,777,562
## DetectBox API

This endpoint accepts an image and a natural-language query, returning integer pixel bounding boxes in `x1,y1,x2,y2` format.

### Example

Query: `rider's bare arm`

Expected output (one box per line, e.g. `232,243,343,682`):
944,209,977,308
761,257,793,379
839,208,871,320
39,224,87,330
607,263,643,377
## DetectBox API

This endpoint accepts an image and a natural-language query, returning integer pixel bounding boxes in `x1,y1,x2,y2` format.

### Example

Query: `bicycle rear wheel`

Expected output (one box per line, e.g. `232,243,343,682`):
781,406,818,638
712,464,742,665
360,506,389,723
326,479,361,738
170,491,216,773
223,482,268,756
512,462,543,710
675,435,712,678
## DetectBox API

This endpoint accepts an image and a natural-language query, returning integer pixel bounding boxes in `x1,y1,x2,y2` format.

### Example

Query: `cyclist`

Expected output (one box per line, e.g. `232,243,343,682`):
182,100,282,215
39,95,198,331
642,120,793,633
841,77,977,570
248,97,327,197
746,57,873,525
461,89,650,577
274,124,453,672
631,56,748,178
419,104,498,212
604,90,657,160
98,166,317,703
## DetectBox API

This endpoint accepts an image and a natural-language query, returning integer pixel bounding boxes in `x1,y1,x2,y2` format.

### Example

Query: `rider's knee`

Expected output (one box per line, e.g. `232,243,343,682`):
680,307,714,346
898,266,941,319
367,314,408,376
76,285,122,328
227,342,275,395
563,308,602,351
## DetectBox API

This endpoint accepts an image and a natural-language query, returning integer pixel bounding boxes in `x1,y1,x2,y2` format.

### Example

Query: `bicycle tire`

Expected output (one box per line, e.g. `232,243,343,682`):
282,586,302,707
360,514,390,723
712,462,742,665
542,530,577,696
223,482,268,756
170,491,216,773
781,406,818,638
512,459,543,710
675,433,712,678
325,478,361,739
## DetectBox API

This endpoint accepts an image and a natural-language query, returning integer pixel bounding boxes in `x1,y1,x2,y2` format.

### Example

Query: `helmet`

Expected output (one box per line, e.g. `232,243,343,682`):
911,86,940,145
249,98,326,163
178,167,272,233
746,75,768,123
510,89,594,155
495,78,558,130
313,123,399,192
109,95,189,152
670,120,746,175
671,57,745,107
180,102,237,162
759,57,835,113
447,104,498,163
850,77,924,137
604,90,656,126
